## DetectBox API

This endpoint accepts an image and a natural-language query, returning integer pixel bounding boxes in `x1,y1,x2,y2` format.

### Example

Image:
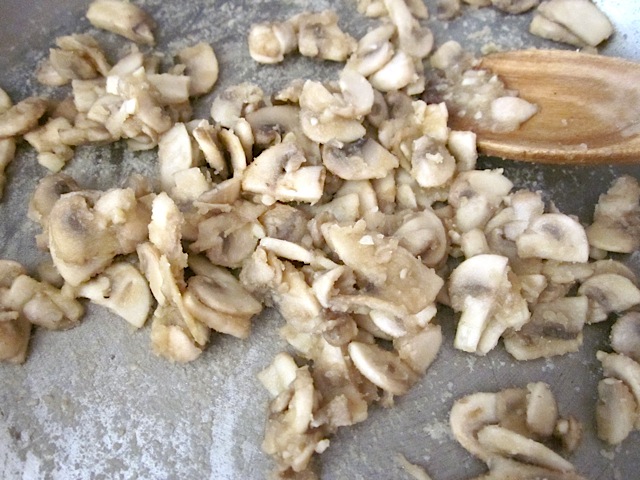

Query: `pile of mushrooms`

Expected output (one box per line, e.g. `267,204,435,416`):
0,0,637,478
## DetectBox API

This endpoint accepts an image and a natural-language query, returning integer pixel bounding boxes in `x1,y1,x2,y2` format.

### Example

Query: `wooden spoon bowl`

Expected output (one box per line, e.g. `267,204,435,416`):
449,49,640,164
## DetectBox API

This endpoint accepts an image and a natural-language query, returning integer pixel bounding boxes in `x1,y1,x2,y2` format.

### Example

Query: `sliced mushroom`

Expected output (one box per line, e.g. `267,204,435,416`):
348,341,419,395
383,0,434,59
476,424,575,472
526,382,558,438
596,377,638,445
610,312,640,363
210,83,264,129
597,351,640,427
578,273,640,324
410,135,456,188
393,324,443,374
0,313,31,364
369,50,417,92
76,262,152,328
516,213,589,263
448,254,509,353
477,457,586,480
242,141,326,205
293,11,357,62
150,304,203,363
586,176,640,254
177,42,219,97
529,14,587,48
86,0,156,45
535,0,613,47
347,23,395,77
248,21,297,64
393,209,448,268
321,138,399,180
158,122,199,195
0,137,16,200
0,97,48,139
504,296,587,360
491,0,540,14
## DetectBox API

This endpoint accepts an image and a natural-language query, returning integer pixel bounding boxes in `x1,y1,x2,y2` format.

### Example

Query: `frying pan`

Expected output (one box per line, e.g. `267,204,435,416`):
1,1,639,478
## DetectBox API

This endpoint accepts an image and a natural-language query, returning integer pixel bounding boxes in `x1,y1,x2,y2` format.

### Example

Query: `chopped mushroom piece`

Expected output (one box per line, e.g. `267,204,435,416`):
321,138,399,181
491,0,540,14
292,11,357,62
0,97,48,139
526,382,558,438
610,312,640,363
597,351,640,427
578,273,640,324
176,42,219,97
248,21,297,64
532,0,613,47
596,377,638,445
0,314,31,364
516,213,589,263
76,262,152,328
86,0,156,45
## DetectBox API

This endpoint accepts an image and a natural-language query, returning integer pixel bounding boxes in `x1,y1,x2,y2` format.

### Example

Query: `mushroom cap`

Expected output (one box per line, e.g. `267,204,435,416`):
516,213,589,263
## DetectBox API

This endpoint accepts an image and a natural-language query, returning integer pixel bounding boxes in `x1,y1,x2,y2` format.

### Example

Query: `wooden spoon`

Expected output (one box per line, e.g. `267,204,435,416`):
447,49,640,164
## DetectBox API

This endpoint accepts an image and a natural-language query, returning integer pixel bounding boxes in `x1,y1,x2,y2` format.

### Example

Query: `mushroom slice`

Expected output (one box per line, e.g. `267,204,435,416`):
322,221,444,317
0,314,31,364
150,304,203,363
369,51,417,92
535,0,613,47
248,21,297,64
347,23,395,77
529,14,587,48
479,457,587,480
526,382,558,438
393,324,443,374
410,135,456,188
491,0,540,14
5,274,84,330
448,170,513,233
393,209,448,268
86,0,156,45
177,42,219,97
578,273,640,324
183,262,262,339
448,254,509,353
596,377,638,445
242,142,326,205
476,424,575,472
76,262,152,328
210,83,264,129
610,312,640,363
597,350,640,427
516,213,589,263
293,10,357,62
383,0,434,59
348,341,418,395
586,176,640,254
258,351,299,397
0,137,16,200
321,138,398,180
504,296,587,360
158,122,199,195
0,97,48,139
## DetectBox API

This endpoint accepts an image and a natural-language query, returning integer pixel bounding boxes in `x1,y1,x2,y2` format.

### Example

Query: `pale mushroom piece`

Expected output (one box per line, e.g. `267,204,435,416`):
535,0,613,47
172,168,211,203
410,136,456,188
259,203,309,244
176,42,219,96
448,169,513,233
596,377,638,445
0,97,48,139
356,0,388,16
150,306,203,363
76,262,152,328
190,120,227,174
6,274,84,330
383,0,434,59
448,254,509,353
447,130,477,171
321,221,444,317
460,229,490,258
491,0,540,14
0,138,16,199
218,128,247,176
529,14,587,48
489,96,538,133
586,176,640,254
258,351,299,397
526,382,558,438
300,109,366,145
86,0,156,45
0,88,12,113
146,74,191,105
516,213,589,263
393,323,442,374
241,142,326,205
148,192,188,275
210,83,264,129
348,341,418,395
0,314,31,364
248,21,297,64
610,312,640,363
578,273,640,324
476,424,575,472
293,10,357,62
597,351,640,427
369,50,417,92
28,173,80,227
346,23,395,77
321,138,399,181
554,415,582,453
393,209,448,268
395,454,433,480
476,457,587,480
259,237,315,264
503,296,587,360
